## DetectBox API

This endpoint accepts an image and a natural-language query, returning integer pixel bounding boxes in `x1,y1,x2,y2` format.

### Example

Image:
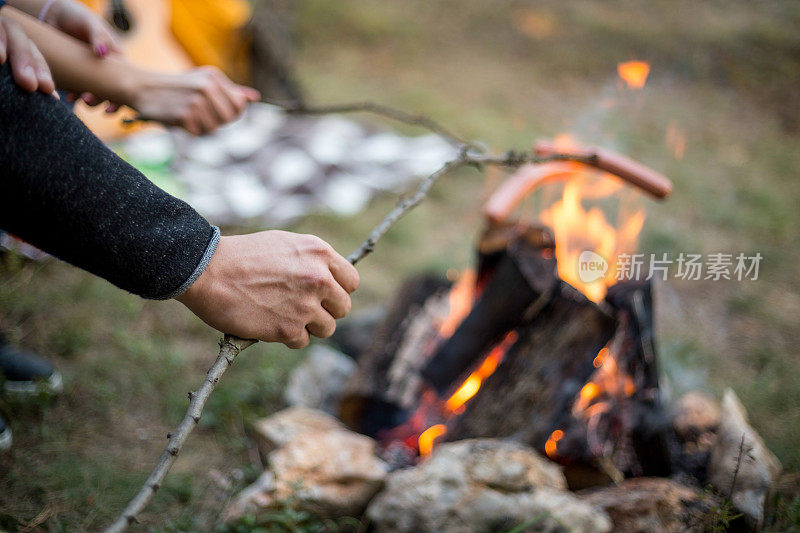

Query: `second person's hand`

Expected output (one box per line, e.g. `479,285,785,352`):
128,66,261,135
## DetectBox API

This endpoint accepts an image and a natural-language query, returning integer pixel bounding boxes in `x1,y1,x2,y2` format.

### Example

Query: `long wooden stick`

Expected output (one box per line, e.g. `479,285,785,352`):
104,336,254,533
105,106,595,531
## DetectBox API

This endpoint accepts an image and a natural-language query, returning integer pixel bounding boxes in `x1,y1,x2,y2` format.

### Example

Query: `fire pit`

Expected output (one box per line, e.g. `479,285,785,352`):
227,139,781,532
339,139,673,481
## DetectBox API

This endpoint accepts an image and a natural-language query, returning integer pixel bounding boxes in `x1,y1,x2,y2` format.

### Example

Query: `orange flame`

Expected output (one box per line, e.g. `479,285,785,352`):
617,61,650,89
538,174,645,302
418,424,447,456
445,331,519,412
439,269,477,337
412,282,521,456
571,339,638,456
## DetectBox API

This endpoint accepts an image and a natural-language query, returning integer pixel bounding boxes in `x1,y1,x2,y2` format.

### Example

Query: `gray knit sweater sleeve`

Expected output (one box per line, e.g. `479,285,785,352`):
0,63,218,299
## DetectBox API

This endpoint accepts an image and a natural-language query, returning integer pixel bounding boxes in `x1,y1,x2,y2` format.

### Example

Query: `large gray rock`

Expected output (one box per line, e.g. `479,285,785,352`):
229,413,388,520
708,388,781,527
581,478,714,533
367,439,611,533
251,406,344,458
283,344,356,414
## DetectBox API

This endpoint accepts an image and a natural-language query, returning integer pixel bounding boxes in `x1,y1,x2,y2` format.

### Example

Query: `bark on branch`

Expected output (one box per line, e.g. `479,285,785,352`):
105,103,595,532
280,100,477,149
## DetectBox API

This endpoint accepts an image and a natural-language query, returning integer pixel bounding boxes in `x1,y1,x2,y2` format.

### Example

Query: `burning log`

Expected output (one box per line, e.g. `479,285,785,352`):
443,280,616,450
421,239,559,394
339,274,450,437
606,280,674,478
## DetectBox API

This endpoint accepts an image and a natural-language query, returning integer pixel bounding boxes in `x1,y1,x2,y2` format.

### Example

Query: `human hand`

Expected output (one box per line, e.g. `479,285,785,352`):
42,0,120,57
176,231,359,348
129,66,261,135
0,13,55,93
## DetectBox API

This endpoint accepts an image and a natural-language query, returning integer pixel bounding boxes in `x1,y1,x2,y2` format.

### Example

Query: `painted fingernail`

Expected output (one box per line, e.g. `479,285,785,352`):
22,65,35,81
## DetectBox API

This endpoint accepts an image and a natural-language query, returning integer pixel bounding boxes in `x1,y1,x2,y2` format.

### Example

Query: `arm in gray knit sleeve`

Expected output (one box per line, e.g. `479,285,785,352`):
0,63,217,299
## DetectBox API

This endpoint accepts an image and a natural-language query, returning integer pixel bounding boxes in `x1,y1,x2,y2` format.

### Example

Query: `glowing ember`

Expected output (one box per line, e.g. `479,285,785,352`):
617,60,650,89
544,429,564,459
593,346,609,368
418,424,447,456
570,337,639,456
445,331,519,412
579,382,600,407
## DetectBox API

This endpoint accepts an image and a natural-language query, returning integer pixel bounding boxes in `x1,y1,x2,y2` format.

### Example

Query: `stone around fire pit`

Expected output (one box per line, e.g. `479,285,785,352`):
672,391,720,446
251,406,344,458
283,344,356,415
230,408,388,520
581,478,715,533
367,439,612,533
708,388,781,527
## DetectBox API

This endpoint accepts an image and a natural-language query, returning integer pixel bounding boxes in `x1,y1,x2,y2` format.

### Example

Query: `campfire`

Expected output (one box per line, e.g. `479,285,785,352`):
338,137,677,485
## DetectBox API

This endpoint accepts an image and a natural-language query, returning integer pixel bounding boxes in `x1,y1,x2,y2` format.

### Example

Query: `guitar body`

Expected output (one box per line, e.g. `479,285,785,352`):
75,0,194,140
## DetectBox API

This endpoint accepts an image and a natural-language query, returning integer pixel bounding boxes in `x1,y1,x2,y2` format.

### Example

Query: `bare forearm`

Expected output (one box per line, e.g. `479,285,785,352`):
3,6,142,104
5,0,49,18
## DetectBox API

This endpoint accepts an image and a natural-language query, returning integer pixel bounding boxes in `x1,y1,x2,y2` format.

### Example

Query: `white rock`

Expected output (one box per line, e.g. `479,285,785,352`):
267,194,317,225
218,123,273,160
306,116,364,165
228,412,387,520
320,175,373,216
399,134,459,176
223,169,273,219
123,129,175,167
186,191,230,222
247,103,287,132
709,388,781,527
185,136,229,167
251,406,344,456
367,439,611,533
173,161,222,192
355,133,409,165
268,148,318,189
284,344,357,414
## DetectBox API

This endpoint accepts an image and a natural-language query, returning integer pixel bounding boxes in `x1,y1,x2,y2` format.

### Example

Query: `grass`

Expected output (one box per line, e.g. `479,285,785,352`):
2,0,800,529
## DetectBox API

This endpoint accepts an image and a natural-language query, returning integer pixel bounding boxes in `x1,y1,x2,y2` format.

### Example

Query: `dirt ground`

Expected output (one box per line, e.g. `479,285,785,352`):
2,1,799,530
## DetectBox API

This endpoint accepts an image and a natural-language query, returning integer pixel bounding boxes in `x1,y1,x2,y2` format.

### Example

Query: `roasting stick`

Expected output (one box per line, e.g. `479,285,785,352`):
105,109,630,532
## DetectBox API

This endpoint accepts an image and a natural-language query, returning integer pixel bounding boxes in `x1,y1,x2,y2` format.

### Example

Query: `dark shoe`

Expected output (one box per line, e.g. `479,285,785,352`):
0,340,62,396
0,415,11,450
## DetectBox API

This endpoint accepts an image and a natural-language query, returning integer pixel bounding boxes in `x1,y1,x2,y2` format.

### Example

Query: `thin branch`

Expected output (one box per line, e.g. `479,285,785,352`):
346,149,597,264
104,335,255,533
347,158,467,264
275,100,477,149
106,103,598,531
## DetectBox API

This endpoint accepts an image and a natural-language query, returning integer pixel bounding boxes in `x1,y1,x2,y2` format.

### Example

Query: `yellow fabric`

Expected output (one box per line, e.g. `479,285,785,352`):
76,0,195,140
169,0,251,82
